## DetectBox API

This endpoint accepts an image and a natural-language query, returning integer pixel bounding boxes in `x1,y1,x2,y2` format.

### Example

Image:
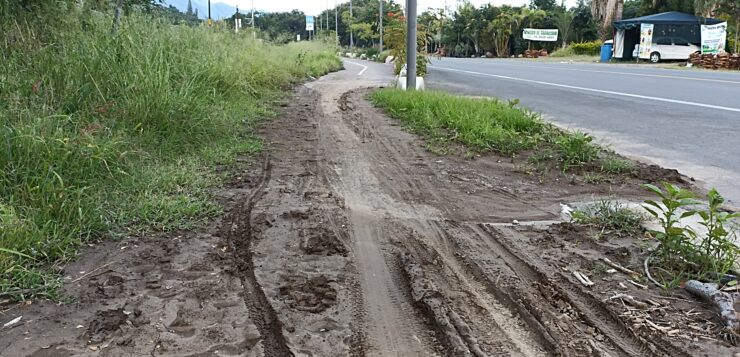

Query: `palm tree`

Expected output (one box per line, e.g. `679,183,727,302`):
520,8,547,50
554,9,574,48
490,11,518,57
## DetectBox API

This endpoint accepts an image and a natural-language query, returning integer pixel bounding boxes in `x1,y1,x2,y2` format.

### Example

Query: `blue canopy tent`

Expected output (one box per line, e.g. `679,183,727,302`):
612,12,722,60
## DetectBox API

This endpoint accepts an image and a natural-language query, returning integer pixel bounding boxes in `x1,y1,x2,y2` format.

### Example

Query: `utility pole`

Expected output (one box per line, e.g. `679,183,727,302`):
252,0,255,29
379,0,383,53
208,0,211,25
335,0,339,45
406,0,417,91
350,0,354,48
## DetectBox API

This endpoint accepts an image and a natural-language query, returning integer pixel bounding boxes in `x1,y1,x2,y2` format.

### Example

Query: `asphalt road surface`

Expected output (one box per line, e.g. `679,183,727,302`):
426,58,740,207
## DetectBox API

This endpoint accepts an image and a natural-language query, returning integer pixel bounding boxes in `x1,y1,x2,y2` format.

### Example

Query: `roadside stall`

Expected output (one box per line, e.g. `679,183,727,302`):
612,12,723,62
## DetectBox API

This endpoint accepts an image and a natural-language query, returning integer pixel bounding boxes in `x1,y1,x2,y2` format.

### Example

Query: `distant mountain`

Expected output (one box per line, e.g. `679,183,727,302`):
164,0,238,20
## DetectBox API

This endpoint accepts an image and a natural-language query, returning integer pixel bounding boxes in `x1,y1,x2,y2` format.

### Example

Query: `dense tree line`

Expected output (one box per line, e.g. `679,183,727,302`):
4,0,735,53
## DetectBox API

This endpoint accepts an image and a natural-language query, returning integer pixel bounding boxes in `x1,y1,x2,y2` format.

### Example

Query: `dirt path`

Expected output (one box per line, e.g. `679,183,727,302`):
2,61,737,357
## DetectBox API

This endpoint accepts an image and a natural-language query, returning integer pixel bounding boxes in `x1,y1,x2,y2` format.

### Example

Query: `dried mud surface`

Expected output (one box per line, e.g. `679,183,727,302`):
2,64,737,357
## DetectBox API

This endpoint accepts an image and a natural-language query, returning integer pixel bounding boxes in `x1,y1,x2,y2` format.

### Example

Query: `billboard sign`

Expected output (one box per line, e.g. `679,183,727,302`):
701,22,727,54
306,16,315,31
522,29,558,42
638,23,654,59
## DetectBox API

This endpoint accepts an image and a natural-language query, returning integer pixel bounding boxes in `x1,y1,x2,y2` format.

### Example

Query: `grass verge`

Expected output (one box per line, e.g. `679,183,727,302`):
371,89,628,177
0,11,342,299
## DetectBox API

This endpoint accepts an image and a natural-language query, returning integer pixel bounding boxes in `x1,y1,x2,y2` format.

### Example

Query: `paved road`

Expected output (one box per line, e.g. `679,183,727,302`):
426,58,740,207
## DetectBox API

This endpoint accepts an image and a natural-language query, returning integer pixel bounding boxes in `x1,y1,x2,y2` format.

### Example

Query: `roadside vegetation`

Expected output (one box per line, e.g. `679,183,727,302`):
0,7,341,299
571,200,644,239
371,89,633,177
642,183,740,287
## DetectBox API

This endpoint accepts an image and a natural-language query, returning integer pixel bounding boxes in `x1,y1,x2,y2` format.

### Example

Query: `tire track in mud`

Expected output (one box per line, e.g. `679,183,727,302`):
220,156,293,357
445,221,689,357
317,82,443,355
485,226,692,357
399,221,551,357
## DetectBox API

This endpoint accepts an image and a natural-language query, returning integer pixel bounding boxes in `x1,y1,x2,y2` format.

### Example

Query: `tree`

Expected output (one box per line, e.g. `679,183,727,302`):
642,0,694,14
572,0,599,42
532,0,559,11
520,8,547,49
489,11,519,56
553,8,574,47
351,22,379,45
622,0,642,18
591,0,623,39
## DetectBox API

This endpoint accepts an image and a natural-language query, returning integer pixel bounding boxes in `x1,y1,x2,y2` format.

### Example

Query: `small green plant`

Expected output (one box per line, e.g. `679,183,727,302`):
528,147,555,166
590,261,610,274
642,183,701,269
583,173,606,184
695,189,740,276
571,200,643,239
601,156,634,174
643,183,739,283
556,131,599,171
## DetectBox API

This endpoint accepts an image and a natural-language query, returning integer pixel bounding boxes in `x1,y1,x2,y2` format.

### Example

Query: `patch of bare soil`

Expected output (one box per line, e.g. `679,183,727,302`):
2,63,736,357
0,225,264,356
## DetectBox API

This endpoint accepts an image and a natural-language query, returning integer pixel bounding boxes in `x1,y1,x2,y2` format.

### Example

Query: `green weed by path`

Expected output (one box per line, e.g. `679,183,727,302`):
372,89,608,168
371,90,547,155
371,89,644,179
0,12,342,298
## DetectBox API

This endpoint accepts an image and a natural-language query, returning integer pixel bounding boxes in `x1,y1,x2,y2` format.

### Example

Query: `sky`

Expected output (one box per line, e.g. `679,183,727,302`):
217,1,540,16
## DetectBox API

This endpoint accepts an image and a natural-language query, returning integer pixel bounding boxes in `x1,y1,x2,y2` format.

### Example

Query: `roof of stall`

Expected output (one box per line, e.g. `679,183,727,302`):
613,11,722,30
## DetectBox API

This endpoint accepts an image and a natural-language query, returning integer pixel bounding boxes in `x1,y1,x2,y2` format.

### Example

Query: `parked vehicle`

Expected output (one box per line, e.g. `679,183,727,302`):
647,37,701,63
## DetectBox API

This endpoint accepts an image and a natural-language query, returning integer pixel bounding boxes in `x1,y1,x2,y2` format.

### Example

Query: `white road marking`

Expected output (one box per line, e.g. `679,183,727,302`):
433,66,740,113
344,60,368,76
493,61,740,85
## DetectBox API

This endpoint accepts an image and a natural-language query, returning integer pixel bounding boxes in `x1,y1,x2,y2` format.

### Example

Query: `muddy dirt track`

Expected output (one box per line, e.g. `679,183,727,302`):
1,62,737,357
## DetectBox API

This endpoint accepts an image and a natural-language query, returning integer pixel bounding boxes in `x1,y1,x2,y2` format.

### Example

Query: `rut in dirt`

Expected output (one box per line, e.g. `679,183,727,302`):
219,156,293,357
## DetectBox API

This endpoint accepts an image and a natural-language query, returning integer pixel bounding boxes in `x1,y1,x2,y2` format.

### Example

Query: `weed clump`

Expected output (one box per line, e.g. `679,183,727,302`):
571,200,644,239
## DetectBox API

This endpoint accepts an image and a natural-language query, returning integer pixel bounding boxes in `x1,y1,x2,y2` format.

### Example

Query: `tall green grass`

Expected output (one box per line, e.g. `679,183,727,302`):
371,90,547,155
371,89,608,172
0,11,342,297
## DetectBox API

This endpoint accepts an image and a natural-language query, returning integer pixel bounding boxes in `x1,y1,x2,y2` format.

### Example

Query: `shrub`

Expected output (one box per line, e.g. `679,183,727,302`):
359,47,380,58
550,46,575,57
378,49,392,63
571,41,602,56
